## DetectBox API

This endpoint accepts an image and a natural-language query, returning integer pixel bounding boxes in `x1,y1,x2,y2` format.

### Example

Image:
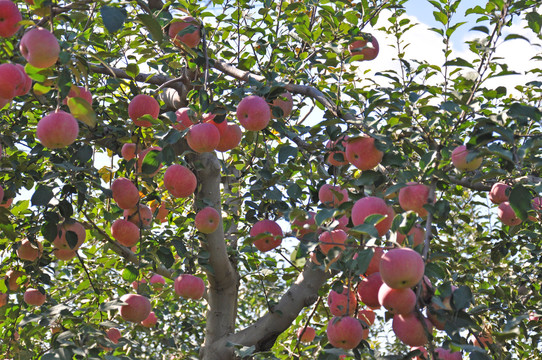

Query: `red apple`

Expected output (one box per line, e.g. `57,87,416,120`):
24,288,46,306
121,143,138,161
124,204,153,228
173,107,194,130
128,94,160,127
326,316,365,350
186,122,220,153
0,63,24,99
328,287,357,316
497,201,522,226
236,95,271,131
106,328,121,344
5,269,24,291
357,272,383,309
14,64,31,96
131,278,147,291
392,312,432,347
20,27,60,68
351,196,394,237
396,225,425,247
169,16,201,48
357,308,375,326
53,248,77,260
297,325,316,343
163,164,197,198
53,220,86,250
36,110,79,149
380,248,425,289
319,229,347,255
434,347,462,360
151,201,169,223
349,34,379,61
489,182,510,204
215,124,242,152
399,182,430,217
111,177,139,210
271,92,293,118
141,311,158,328
318,184,349,207
365,247,384,275
451,145,482,171
0,1,22,38
111,219,140,247
195,207,221,234
120,294,151,323
0,197,12,208
250,219,283,252
345,136,383,170
16,239,43,261
63,85,92,105
378,283,416,315
174,274,205,300
291,211,317,240
136,146,163,177
149,274,165,290
326,136,349,166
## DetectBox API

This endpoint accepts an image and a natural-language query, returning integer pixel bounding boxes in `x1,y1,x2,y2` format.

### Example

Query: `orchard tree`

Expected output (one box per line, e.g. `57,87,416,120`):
0,0,541,359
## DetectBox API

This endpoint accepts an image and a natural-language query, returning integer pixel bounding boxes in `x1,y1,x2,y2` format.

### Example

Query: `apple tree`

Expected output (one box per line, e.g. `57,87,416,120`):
0,0,541,359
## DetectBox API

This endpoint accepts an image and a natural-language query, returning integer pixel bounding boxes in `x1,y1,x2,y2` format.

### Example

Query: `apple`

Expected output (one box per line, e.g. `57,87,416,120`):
0,292,7,307
111,219,140,247
434,347,462,360
497,201,522,226
163,164,197,198
111,177,139,210
120,294,151,323
271,92,293,118
396,225,425,247
290,211,317,240
132,278,147,291
0,197,11,208
328,287,357,316
149,274,165,290
16,239,43,261
106,328,121,344
489,182,510,204
380,248,425,289
195,207,221,234
141,311,158,328
124,204,153,228
128,94,160,127
53,220,86,250
411,346,428,360
24,288,46,306
451,145,482,171
121,143,138,161
36,110,79,149
169,16,201,48
186,122,220,153
319,229,347,255
250,219,283,252
63,85,92,105
318,184,349,207
399,182,430,217
20,27,60,68
0,1,21,38
297,325,316,343
365,247,384,275
345,136,383,170
173,107,194,130
215,124,242,152
357,308,375,326
151,201,169,223
5,269,24,291
0,63,24,99
326,136,349,166
392,312,433,347
326,316,365,350
377,283,416,315
349,34,379,61
136,146,163,177
236,95,271,131
351,196,394,237
357,272,383,309
174,274,205,300
203,113,228,133
14,64,31,96
53,248,77,260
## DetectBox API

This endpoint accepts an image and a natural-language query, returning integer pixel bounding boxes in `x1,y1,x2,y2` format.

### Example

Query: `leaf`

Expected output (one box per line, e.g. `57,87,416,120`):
470,25,489,34
355,249,373,275
126,63,139,78
277,145,298,164
157,246,174,268
526,11,542,34
66,230,78,249
121,265,139,282
433,11,448,25
67,97,97,128
315,208,335,226
99,299,126,312
509,185,533,221
100,6,127,33
444,58,474,68
137,14,164,42
31,185,54,207
452,285,472,310
141,150,162,175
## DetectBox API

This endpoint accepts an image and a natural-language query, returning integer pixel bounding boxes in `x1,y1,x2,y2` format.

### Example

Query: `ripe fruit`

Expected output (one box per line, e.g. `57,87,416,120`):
0,63,24,99
271,92,293,118
63,85,92,105
434,347,462,360
149,274,165,290
20,27,60,68
327,287,357,316
14,64,31,96
326,316,365,350
124,204,153,228
169,17,201,48
53,220,86,250
357,308,375,326
141,311,158,328
0,1,22,38
297,326,316,343
451,145,482,171
195,207,221,234
377,283,416,315
497,201,522,226
326,136,349,166
351,196,394,237
291,211,317,240
319,229,347,255
16,239,43,261
119,294,151,323
365,247,384,275
5,269,23,291
396,225,425,247
163,164,197,198
349,34,379,61
357,272,383,309
131,278,147,291
174,274,205,300
318,184,349,207
128,94,160,127
236,95,271,131
399,182,430,217
250,219,283,252
111,219,140,247
489,182,510,204
151,202,169,223
380,248,425,289
53,248,76,260
345,136,383,170
24,288,46,306
216,124,243,152
186,123,220,153
106,328,121,344
36,110,79,149
392,312,433,347
121,143,138,161
173,107,194,130
111,177,139,210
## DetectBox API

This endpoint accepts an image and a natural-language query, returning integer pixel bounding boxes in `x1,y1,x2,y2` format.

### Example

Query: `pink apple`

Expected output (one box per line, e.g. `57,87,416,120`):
24,288,46,306
20,27,60,68
124,204,153,228
169,16,201,48
151,201,169,223
250,219,283,252
399,182,430,217
392,312,432,347
111,177,139,210
53,248,77,260
319,229,347,255
349,34,379,61
149,274,165,290
345,136,383,170
0,1,22,38
121,143,138,161
120,294,151,323
195,207,221,234
489,182,510,204
378,283,416,315
318,184,349,207
131,278,147,291
434,347,462,360
163,164,197,198
106,328,121,344
186,122,220,153
111,219,140,247
236,95,271,131
174,274,205,300
365,247,384,275
396,225,425,247
0,63,24,99
136,146,163,177
14,64,31,96
297,325,316,343
451,145,482,171
141,311,158,328
36,110,79,149
215,124,242,152
326,316,365,350
351,196,394,237
327,287,357,316
173,107,194,130
357,308,375,326
16,239,43,261
128,94,160,127
5,269,24,291
291,211,317,240
380,248,425,289
53,220,86,250
357,272,383,309
497,201,522,226
271,92,293,118
326,136,349,166
63,85,92,105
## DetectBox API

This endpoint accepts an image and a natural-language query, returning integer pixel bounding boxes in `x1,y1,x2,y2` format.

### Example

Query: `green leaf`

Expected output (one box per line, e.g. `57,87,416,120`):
100,6,127,33
444,57,474,68
452,285,472,310
277,145,298,164
526,11,542,34
31,185,54,207
315,208,335,226
74,145,93,163
138,14,164,42
126,63,140,78
509,185,533,221
433,11,448,25
122,265,139,282
470,25,489,34
355,249,373,275
141,150,162,175
67,97,97,128
158,246,175,268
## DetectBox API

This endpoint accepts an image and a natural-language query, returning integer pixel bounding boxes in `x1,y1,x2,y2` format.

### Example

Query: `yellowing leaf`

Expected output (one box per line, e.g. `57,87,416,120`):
67,97,97,128
99,166,113,183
